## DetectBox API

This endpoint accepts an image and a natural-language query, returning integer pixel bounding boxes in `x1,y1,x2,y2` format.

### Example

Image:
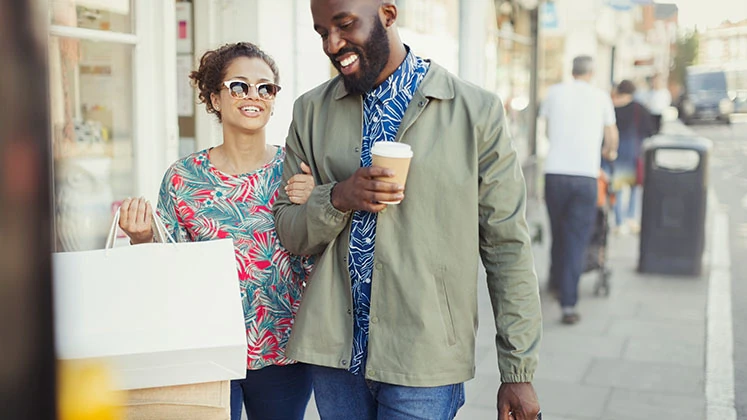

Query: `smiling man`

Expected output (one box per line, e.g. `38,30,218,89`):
273,1,542,419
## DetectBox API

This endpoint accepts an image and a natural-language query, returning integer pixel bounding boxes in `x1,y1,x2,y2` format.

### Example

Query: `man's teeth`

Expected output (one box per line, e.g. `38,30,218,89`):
340,55,358,67
242,106,261,112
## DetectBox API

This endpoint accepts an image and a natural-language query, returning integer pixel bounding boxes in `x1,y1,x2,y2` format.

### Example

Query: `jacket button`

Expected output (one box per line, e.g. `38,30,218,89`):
371,316,379,324
341,359,348,366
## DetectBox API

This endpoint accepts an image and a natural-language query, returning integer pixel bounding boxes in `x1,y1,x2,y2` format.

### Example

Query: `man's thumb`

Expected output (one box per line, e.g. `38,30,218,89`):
300,162,311,175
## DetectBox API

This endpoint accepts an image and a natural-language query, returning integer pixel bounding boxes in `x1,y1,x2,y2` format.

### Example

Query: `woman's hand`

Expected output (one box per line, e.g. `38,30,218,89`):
286,162,315,205
119,197,154,244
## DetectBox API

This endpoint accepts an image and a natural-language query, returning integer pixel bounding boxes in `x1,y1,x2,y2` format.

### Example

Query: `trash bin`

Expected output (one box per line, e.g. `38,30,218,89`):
638,134,712,276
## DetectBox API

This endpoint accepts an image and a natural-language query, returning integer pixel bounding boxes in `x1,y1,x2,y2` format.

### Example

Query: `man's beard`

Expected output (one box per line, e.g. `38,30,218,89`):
331,18,390,95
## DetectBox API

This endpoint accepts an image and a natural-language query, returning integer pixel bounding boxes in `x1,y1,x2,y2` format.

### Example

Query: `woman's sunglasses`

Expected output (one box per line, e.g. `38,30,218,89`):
221,80,281,100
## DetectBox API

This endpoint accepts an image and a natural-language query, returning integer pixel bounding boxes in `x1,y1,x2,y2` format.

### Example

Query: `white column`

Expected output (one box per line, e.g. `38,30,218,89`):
459,0,489,86
134,0,178,200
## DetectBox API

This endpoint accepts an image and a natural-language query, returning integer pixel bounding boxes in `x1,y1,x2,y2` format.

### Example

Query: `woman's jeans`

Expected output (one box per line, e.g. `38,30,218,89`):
230,363,312,420
309,365,465,420
614,185,639,227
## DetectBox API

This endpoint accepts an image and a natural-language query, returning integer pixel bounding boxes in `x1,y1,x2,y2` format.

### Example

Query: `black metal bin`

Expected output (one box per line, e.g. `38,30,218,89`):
638,135,712,276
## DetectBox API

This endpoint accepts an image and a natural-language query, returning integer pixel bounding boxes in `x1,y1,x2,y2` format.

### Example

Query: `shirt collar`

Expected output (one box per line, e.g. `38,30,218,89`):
333,56,454,101
364,50,418,103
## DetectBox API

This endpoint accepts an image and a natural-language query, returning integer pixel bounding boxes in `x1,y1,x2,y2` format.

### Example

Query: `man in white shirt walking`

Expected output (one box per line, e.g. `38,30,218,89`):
641,73,672,134
539,56,619,324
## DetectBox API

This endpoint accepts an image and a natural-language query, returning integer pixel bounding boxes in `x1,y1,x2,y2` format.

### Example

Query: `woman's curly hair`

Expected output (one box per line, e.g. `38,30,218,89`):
189,42,280,122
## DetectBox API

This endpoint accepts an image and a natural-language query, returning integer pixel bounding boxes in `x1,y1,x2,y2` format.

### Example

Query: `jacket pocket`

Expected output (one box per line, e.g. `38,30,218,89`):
436,273,457,346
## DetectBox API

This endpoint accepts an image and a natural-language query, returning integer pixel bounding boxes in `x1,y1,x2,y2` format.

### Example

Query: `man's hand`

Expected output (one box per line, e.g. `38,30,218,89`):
497,382,540,420
330,166,404,213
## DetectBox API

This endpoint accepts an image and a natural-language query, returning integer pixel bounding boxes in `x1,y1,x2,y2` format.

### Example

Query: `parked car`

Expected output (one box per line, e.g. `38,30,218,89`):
678,67,733,124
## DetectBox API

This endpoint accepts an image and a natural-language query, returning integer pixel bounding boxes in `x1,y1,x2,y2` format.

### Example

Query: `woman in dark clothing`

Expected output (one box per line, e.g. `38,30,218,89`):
609,80,654,233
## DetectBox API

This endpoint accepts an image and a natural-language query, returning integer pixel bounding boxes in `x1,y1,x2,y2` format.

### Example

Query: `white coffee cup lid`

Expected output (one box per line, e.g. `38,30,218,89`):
371,141,413,158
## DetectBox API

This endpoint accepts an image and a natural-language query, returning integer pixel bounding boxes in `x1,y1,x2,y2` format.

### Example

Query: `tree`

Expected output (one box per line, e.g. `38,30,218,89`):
671,30,699,87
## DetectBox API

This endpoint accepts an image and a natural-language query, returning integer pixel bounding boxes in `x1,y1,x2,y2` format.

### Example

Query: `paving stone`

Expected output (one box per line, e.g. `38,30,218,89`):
540,330,626,359
534,351,594,383
533,379,611,419
584,359,704,395
623,335,705,368
455,405,496,419
606,318,705,343
605,388,705,418
536,414,598,420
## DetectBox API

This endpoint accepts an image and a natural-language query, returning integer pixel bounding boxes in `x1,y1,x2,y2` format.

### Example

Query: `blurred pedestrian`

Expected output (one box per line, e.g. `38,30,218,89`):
607,79,654,234
273,1,542,419
640,73,671,134
539,55,619,325
118,42,316,420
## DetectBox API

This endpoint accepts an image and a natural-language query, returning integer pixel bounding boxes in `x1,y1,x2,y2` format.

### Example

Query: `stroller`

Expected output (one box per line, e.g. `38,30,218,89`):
585,164,615,297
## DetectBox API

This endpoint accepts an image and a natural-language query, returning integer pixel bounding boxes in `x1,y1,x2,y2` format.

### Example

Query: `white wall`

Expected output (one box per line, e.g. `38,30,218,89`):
193,0,330,150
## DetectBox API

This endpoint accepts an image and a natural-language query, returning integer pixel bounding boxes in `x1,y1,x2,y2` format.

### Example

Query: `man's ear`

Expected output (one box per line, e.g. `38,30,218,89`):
380,2,398,28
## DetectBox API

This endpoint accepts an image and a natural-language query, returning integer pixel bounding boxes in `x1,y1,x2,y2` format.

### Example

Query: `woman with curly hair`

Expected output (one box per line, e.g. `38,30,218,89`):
117,42,314,420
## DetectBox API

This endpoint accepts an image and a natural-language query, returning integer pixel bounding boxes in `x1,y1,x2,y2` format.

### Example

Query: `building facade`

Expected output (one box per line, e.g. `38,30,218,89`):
46,0,540,252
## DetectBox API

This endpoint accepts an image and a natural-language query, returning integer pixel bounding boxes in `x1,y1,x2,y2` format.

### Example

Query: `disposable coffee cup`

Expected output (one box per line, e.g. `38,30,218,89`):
371,141,413,205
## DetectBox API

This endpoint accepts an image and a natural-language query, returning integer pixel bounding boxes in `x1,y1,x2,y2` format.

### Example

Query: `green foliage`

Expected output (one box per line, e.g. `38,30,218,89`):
671,30,700,86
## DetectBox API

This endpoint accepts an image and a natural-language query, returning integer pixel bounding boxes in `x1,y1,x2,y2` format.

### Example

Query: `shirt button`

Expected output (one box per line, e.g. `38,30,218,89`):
418,100,426,107
347,308,353,316
354,147,360,153
341,359,348,367
367,368,376,377
375,263,383,270
371,316,379,324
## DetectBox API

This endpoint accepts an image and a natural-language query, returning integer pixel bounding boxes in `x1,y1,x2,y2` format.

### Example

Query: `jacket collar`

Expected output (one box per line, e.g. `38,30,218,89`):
333,59,455,101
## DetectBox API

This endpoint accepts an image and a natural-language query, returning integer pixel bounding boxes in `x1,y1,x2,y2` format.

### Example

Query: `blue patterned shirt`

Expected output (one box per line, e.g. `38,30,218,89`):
348,52,430,374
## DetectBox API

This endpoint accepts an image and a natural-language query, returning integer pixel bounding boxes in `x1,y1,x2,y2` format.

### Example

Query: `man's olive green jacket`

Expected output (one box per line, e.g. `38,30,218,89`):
273,61,541,387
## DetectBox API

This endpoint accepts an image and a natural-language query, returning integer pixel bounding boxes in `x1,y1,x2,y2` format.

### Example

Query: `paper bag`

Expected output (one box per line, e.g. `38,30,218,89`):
53,211,247,390
124,381,230,420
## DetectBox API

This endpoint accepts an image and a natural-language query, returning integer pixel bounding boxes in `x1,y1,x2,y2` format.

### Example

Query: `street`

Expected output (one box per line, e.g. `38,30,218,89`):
690,117,747,418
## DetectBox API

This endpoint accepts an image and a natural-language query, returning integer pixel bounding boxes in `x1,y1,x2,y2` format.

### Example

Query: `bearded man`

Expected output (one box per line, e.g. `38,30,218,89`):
273,1,542,419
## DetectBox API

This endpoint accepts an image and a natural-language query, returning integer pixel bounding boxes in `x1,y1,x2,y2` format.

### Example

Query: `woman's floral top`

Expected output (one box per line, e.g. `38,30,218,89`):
157,147,310,370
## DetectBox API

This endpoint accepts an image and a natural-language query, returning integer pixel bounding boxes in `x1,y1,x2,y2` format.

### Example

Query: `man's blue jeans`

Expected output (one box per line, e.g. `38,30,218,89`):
545,174,598,308
230,363,312,420
310,365,465,420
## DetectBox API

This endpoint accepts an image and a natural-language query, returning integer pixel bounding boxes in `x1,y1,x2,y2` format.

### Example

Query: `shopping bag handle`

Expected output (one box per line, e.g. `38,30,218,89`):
105,205,176,250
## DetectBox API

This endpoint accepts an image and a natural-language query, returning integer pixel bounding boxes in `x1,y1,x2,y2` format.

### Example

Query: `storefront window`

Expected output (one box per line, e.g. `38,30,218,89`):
50,0,133,33
495,10,533,163
48,0,135,252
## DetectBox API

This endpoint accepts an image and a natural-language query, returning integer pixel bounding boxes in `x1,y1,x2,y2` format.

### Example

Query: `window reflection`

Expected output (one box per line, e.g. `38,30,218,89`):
50,0,133,33
49,37,134,251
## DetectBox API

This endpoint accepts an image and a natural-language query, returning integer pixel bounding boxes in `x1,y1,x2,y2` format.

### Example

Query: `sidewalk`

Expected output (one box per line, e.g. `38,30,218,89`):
485,212,709,420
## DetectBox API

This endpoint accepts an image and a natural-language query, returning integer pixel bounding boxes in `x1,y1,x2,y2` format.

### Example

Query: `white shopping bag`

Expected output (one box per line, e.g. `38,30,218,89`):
53,209,247,390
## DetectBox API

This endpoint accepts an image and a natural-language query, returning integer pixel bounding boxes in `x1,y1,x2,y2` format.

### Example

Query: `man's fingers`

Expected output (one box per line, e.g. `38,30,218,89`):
300,161,311,175
370,191,404,203
368,179,404,192
362,165,395,178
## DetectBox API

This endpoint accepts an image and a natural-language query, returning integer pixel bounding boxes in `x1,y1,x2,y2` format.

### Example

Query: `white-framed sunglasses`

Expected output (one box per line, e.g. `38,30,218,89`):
221,80,281,100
